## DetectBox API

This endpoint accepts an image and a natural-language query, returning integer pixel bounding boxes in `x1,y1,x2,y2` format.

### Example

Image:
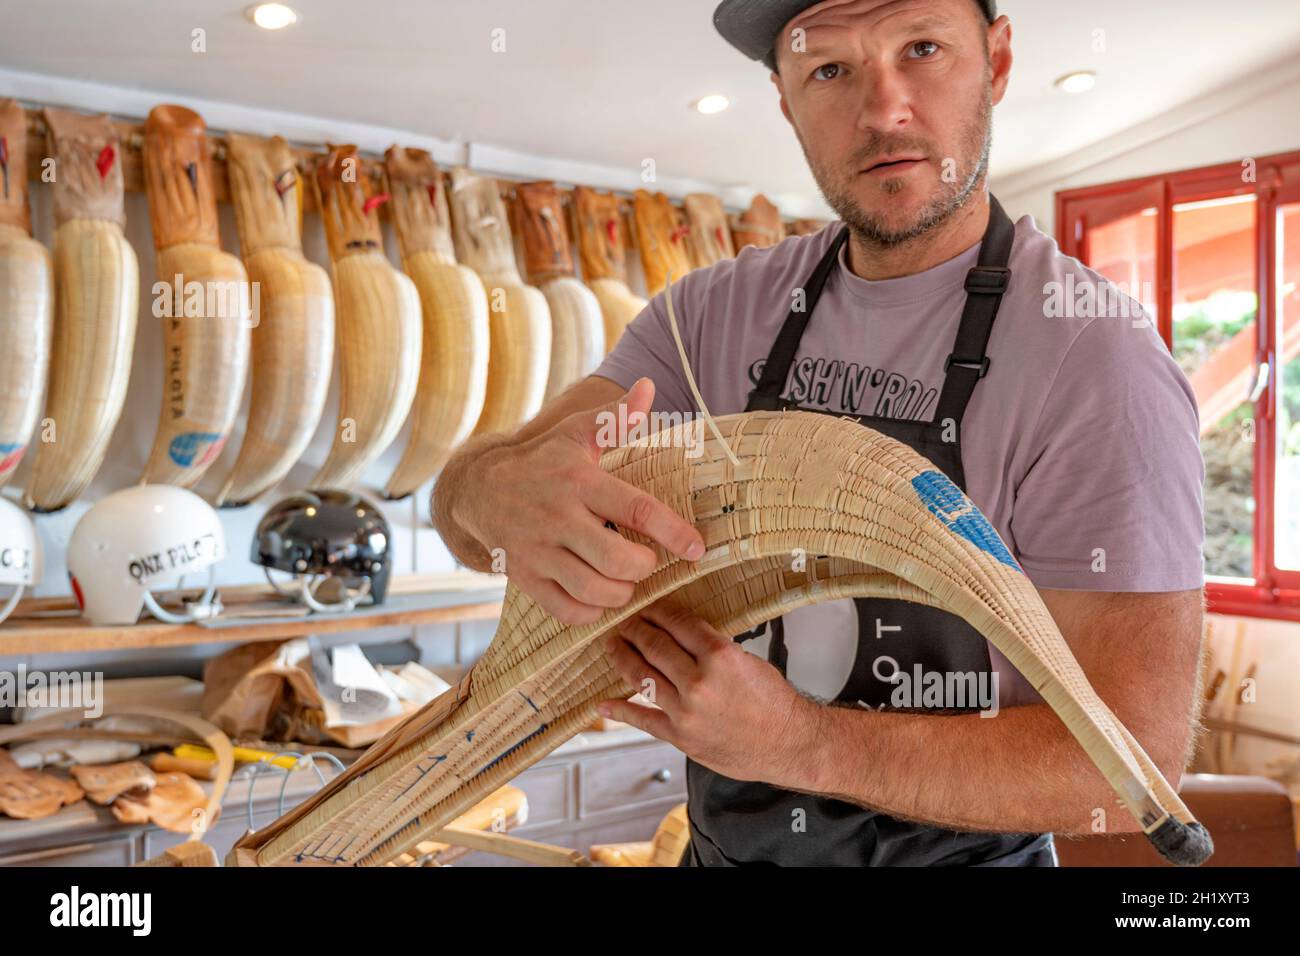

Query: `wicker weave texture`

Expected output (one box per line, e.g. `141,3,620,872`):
235,411,1202,867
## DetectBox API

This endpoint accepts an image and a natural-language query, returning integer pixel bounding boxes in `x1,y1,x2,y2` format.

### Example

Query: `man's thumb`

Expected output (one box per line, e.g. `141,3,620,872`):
578,377,656,454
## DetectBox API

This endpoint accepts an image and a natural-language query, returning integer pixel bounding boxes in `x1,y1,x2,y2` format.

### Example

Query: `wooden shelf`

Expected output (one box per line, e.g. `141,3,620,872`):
0,572,505,656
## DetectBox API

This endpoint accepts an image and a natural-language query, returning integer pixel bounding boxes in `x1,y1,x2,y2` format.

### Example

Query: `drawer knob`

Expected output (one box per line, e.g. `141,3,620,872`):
651,768,673,784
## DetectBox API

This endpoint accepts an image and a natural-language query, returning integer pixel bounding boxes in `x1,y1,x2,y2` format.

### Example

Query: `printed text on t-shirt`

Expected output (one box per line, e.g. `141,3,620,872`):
748,355,938,419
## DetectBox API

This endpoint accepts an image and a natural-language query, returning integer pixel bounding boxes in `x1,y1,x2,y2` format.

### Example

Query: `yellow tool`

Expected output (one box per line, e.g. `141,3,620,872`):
174,743,300,771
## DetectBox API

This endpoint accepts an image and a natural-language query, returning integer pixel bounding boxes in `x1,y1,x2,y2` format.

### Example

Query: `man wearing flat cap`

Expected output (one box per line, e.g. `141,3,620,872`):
435,0,1206,866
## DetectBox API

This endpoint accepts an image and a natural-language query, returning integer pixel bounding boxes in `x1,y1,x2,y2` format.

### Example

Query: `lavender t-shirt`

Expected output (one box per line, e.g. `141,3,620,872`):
593,214,1205,707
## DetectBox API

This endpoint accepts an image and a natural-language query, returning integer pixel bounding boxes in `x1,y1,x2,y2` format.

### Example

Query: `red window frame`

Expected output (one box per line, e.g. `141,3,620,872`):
1056,148,1300,622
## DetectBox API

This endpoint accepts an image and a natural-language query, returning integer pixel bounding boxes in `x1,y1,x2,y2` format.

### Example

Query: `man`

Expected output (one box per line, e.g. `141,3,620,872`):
433,0,1207,866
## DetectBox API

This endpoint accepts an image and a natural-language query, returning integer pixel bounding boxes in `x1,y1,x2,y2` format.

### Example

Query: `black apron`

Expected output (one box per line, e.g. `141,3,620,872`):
681,196,1057,867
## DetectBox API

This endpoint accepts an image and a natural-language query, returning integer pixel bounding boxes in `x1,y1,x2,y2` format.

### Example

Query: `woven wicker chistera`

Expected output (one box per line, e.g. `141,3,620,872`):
230,411,1212,867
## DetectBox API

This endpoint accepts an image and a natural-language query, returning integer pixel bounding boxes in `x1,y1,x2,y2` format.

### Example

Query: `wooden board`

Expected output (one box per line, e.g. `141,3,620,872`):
0,573,504,655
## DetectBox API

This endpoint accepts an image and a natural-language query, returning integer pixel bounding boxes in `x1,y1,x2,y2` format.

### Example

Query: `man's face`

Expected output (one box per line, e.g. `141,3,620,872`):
773,0,1006,247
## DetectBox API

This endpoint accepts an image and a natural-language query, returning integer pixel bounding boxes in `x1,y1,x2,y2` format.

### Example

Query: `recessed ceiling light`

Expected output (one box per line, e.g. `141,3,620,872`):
245,3,298,30
693,94,730,115
1055,71,1096,94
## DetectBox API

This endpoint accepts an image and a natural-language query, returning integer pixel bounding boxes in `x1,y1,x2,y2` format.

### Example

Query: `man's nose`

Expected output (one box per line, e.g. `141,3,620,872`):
853,64,915,134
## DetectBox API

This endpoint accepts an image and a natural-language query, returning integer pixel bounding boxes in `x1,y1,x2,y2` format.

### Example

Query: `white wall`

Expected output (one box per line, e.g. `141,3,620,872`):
994,56,1300,236
1200,614,1300,784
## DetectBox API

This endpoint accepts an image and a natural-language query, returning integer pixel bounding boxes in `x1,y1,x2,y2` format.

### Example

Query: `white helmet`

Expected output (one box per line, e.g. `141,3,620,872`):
67,485,227,625
0,497,42,623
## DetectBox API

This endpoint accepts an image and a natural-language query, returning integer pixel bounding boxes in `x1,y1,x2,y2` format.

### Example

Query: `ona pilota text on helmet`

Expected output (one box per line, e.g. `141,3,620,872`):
0,547,33,573
126,532,220,583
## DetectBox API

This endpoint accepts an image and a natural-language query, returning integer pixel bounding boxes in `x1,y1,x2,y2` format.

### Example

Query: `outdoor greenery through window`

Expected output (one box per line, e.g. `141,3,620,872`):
1058,151,1300,618
1172,195,1257,579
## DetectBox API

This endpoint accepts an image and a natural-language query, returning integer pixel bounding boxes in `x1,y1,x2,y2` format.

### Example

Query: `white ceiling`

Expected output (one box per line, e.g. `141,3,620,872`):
2,0,1299,208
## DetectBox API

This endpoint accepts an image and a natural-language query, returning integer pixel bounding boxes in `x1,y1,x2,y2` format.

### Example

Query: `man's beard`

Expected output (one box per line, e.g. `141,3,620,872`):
800,85,993,249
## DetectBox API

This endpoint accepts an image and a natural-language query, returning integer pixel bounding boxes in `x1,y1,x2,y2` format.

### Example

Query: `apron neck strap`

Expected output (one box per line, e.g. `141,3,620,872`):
751,225,850,399
932,194,1016,428
750,195,1016,416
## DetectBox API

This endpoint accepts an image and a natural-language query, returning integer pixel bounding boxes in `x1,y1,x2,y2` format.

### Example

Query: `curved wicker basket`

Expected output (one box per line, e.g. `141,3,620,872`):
232,410,1211,867
215,132,334,507
381,147,489,500
139,105,251,488
24,107,136,512
0,99,53,491
309,145,421,490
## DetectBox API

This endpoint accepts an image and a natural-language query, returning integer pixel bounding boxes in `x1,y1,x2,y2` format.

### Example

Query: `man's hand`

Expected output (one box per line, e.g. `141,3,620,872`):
598,598,820,786
433,377,706,626
599,589,1205,835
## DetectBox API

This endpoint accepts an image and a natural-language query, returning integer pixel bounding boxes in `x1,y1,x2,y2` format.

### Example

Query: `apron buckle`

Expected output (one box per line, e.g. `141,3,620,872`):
964,265,1011,294
945,354,992,378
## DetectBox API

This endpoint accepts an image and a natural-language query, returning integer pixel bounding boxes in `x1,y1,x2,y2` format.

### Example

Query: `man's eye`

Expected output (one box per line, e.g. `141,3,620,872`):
812,63,841,81
909,41,940,58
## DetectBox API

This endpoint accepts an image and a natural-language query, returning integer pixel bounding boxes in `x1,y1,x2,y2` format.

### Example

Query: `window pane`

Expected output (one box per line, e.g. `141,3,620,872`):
1172,195,1258,579
1277,201,1300,572
1086,207,1159,325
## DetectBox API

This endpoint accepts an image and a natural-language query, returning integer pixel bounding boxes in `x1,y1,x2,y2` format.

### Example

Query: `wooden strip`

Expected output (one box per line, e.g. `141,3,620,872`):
136,842,219,867
1202,716,1300,747
11,728,188,747
0,599,502,655
7,570,503,617
428,825,591,866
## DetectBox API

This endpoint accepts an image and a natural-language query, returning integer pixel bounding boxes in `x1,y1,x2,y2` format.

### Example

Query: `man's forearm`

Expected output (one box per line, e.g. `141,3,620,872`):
432,375,630,570
780,702,1133,835
431,433,517,570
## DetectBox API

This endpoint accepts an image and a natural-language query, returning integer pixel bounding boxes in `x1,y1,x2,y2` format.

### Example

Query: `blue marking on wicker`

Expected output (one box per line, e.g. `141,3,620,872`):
295,832,353,865
911,470,1022,572
476,723,549,777
396,753,446,799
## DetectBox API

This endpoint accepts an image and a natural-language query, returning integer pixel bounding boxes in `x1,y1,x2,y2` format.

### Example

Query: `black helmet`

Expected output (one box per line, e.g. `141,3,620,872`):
252,489,392,611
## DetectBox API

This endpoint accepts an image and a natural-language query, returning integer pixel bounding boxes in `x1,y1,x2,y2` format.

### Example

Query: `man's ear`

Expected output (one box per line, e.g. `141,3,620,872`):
772,72,794,126
988,16,1013,106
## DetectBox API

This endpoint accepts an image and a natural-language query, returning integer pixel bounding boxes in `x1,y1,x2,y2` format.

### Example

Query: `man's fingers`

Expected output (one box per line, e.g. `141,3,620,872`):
525,576,605,627
604,634,679,714
617,614,699,688
569,377,656,456
639,598,730,657
549,548,637,609
584,472,705,562
555,376,706,564
560,513,659,584
597,698,673,741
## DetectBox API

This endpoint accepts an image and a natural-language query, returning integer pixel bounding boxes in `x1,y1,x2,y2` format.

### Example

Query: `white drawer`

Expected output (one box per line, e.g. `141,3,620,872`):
508,763,571,828
578,744,686,818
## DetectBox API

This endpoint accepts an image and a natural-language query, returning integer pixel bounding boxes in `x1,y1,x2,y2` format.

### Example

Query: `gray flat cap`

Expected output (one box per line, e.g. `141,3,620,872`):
714,0,998,71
